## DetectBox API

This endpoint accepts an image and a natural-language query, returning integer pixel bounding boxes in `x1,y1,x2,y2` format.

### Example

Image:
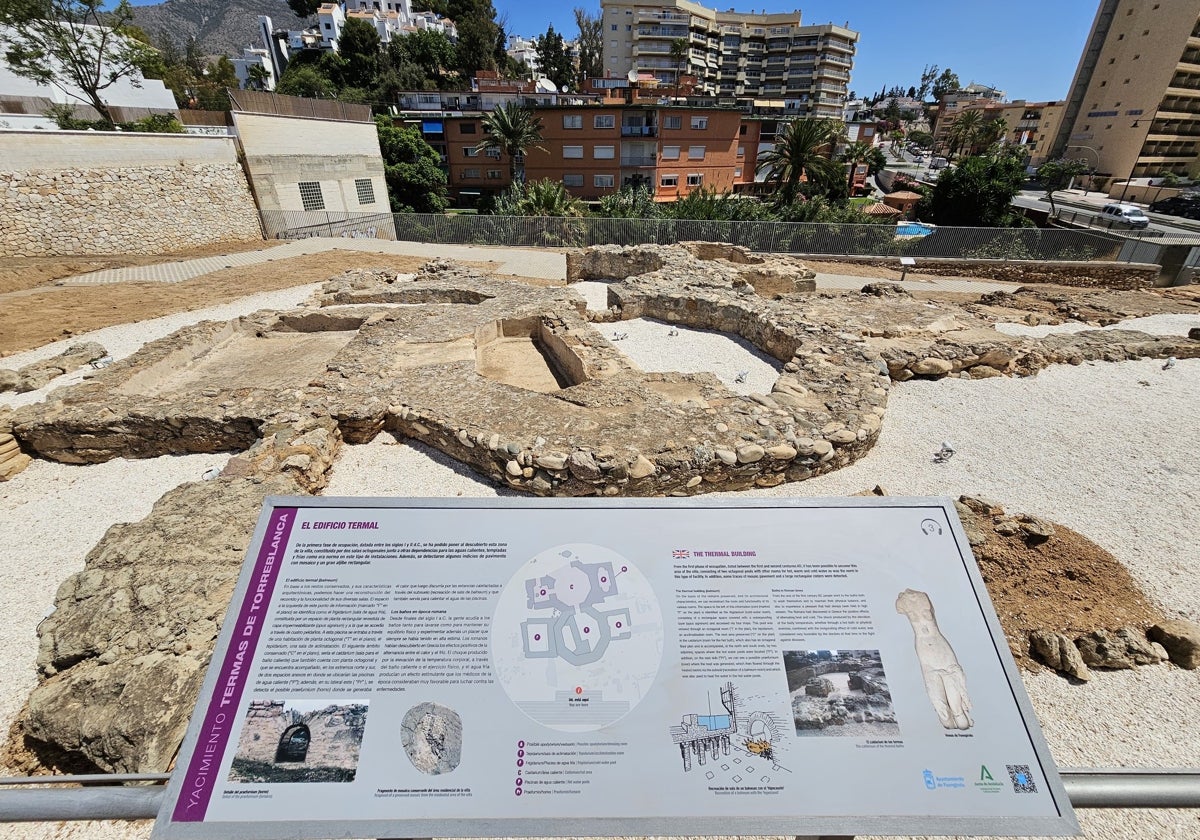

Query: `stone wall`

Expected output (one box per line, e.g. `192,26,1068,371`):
0,131,262,256
798,255,1161,290
234,701,367,770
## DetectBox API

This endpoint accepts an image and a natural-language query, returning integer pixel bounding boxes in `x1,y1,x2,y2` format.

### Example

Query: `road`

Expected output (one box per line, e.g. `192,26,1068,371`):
1012,191,1200,238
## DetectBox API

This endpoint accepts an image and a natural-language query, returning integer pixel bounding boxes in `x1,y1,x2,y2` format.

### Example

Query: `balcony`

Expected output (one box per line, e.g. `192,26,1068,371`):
820,53,853,67
620,155,657,167
622,125,658,137
638,10,688,21
638,26,687,38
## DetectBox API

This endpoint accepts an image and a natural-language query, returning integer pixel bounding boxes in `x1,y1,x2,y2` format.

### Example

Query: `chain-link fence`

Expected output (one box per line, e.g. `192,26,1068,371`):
259,210,1200,264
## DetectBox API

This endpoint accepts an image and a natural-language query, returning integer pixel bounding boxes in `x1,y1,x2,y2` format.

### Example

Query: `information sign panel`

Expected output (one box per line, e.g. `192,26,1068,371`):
153,497,1078,838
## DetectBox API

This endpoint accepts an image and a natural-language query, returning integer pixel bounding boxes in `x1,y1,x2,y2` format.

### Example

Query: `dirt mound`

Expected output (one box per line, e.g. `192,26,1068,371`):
959,500,1164,667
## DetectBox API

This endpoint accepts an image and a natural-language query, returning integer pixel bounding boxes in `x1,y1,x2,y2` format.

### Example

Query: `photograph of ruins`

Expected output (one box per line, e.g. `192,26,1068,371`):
784,649,899,738
228,699,369,783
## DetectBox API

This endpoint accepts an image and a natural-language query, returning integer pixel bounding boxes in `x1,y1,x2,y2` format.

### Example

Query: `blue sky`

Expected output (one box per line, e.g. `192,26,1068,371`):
124,0,1100,103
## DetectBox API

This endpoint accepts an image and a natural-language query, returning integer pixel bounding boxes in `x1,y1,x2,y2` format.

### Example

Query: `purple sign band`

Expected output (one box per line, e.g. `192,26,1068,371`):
171,506,296,823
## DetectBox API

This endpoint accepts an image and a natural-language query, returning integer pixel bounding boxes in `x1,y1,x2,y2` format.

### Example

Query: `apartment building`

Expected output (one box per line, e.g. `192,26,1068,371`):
599,0,857,118
1050,0,1200,184
442,103,748,203
932,97,1065,166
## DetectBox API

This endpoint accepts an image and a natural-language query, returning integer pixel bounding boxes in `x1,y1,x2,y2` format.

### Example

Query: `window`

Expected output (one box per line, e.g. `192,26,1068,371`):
463,146,479,157
594,145,615,159
688,145,705,160
662,145,680,159
660,174,678,187
737,145,745,156
611,23,617,30
463,168,480,179
484,146,501,158
354,178,375,205
687,173,703,186
460,122,476,134
298,181,324,211
563,173,584,187
563,145,584,158
563,114,582,129
690,116,708,129
664,115,682,129
594,114,615,129
594,174,615,187
487,169,503,179
739,124,747,135
734,166,743,177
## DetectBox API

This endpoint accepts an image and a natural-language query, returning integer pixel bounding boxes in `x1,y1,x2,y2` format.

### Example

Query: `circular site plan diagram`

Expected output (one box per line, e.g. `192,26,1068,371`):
491,543,664,732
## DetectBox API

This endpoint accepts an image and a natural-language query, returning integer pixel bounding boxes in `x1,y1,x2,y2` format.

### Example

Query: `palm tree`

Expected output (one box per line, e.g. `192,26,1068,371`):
840,140,873,193
669,38,689,100
755,118,843,206
976,116,1009,153
476,102,546,185
946,109,982,158
246,64,270,91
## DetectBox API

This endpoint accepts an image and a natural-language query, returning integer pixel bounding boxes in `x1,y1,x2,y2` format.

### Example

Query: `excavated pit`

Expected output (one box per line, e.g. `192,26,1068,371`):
475,317,588,393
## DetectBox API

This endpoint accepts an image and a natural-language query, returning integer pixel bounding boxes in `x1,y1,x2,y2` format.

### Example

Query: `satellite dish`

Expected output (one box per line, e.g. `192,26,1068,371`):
627,69,638,83
536,77,557,93
561,84,570,92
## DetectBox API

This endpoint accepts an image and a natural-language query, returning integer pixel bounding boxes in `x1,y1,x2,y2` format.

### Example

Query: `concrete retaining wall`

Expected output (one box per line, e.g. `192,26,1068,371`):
0,131,262,256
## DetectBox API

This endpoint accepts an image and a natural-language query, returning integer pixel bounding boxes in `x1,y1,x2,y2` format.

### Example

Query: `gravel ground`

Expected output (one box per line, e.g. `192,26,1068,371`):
2,288,1198,839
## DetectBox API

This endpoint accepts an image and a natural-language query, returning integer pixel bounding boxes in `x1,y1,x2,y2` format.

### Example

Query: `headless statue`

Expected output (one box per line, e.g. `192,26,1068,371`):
895,589,973,730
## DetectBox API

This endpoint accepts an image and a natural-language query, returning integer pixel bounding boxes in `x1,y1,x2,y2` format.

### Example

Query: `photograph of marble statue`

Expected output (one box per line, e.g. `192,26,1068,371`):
895,589,973,730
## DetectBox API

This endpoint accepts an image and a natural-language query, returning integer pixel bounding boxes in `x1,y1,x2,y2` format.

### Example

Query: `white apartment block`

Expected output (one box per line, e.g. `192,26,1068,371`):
599,0,857,117
233,47,277,91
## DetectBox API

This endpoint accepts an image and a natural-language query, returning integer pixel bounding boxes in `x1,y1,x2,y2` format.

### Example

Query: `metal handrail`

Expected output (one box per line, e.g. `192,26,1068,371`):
1,769,1198,822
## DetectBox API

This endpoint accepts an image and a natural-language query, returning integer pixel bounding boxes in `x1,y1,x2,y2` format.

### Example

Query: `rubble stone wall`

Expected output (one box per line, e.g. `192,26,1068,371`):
799,255,1161,290
0,131,262,256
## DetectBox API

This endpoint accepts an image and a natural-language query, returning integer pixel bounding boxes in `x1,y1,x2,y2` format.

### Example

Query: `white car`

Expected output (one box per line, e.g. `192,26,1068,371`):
1098,203,1150,229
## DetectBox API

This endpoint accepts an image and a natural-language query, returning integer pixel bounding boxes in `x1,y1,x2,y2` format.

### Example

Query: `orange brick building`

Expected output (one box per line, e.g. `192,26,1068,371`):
445,104,748,204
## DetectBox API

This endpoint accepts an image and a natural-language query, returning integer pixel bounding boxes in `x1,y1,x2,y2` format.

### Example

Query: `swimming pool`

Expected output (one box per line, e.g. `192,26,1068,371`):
895,222,934,236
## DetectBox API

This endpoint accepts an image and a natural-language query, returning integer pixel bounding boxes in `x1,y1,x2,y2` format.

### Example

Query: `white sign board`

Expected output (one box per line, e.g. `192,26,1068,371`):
153,497,1078,838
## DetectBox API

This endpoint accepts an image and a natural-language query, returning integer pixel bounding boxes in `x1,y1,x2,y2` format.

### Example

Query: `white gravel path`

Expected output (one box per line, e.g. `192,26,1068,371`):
2,284,1198,839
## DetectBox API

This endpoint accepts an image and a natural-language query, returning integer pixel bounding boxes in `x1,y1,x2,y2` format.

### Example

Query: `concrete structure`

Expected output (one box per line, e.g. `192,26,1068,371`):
0,131,261,256
232,103,392,238
0,24,177,126
232,46,277,92
599,0,857,117
1050,0,1200,187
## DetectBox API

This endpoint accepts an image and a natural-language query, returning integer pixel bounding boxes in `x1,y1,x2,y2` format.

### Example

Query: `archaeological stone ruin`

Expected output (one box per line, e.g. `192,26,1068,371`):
3,242,1200,774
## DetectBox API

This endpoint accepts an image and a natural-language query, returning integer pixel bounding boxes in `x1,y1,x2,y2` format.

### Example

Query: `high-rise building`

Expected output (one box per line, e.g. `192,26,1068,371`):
1050,0,1200,186
599,0,858,119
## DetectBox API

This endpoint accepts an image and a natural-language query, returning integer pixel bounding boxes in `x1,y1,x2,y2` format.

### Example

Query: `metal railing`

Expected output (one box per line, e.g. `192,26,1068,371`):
255,210,1200,264
2,768,1199,822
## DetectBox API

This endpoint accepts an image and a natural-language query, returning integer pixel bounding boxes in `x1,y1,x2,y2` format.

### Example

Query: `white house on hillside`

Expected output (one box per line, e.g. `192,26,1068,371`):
0,24,177,129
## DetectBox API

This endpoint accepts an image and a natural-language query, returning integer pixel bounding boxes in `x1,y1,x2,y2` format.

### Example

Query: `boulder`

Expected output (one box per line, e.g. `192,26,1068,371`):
1075,628,1166,669
792,695,831,729
1029,630,1091,680
1148,620,1200,669
805,677,834,697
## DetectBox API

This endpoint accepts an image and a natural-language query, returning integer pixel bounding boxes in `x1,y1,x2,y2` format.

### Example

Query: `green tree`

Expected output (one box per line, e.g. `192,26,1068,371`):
928,150,1026,226
755,118,843,206
337,17,382,91
454,8,501,76
574,7,603,86
907,129,934,149
1036,158,1090,214
393,29,455,85
669,38,689,99
598,184,661,218
931,67,960,100
976,116,1009,153
276,63,338,99
0,0,156,127
494,178,585,216
246,63,270,91
664,187,773,221
375,116,449,213
534,25,574,92
883,98,902,128
476,102,546,184
917,64,939,101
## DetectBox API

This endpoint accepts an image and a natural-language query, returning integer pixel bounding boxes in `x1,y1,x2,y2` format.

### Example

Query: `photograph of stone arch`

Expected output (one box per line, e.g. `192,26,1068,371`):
229,699,369,783
783,649,899,738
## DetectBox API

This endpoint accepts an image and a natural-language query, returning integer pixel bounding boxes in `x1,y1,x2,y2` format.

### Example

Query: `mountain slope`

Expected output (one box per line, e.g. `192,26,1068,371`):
131,0,309,56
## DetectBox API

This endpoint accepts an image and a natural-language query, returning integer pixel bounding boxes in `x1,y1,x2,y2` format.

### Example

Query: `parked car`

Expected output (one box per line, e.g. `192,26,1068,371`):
1097,203,1150,229
1148,193,1200,220
929,157,949,170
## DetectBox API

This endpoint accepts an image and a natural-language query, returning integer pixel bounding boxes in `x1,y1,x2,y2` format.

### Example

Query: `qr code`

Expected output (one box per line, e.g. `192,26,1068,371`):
1007,764,1038,793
